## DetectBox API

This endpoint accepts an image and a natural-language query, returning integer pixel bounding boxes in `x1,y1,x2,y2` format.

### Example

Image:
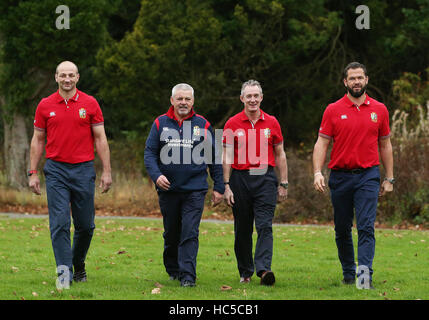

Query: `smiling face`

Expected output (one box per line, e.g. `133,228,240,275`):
240,85,263,115
343,67,368,98
170,89,194,120
55,61,79,94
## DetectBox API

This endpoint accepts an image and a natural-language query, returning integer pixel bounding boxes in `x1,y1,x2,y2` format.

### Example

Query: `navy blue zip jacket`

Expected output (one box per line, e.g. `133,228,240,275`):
144,106,224,194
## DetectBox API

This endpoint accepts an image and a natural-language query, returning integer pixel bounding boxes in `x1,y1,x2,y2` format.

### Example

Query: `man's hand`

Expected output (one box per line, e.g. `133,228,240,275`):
156,175,171,191
211,191,223,207
29,175,41,195
313,172,326,193
379,180,393,197
99,171,112,193
224,185,235,207
277,186,288,202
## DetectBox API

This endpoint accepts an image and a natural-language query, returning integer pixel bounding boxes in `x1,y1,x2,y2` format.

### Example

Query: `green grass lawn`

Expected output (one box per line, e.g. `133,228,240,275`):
0,215,428,300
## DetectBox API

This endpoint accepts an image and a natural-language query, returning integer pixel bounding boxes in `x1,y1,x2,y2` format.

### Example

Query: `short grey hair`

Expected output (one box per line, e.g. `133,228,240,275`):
241,79,263,96
172,83,194,97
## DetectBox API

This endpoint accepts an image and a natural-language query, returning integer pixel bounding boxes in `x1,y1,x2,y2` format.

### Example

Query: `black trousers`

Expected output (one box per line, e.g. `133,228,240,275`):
230,167,278,278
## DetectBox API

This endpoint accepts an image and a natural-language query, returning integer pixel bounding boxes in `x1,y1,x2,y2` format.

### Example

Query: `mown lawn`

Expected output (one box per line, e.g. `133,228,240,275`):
0,215,428,301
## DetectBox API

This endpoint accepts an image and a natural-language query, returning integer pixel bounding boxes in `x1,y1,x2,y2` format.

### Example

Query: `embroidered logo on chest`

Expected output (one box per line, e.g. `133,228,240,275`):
264,128,271,138
79,108,87,119
370,112,378,123
193,126,200,136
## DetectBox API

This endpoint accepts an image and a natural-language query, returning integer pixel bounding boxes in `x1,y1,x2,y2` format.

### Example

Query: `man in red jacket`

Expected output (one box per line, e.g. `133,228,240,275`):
29,61,112,288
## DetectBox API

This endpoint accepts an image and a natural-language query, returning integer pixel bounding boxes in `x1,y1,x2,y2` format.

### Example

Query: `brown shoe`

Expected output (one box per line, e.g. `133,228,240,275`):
260,271,275,286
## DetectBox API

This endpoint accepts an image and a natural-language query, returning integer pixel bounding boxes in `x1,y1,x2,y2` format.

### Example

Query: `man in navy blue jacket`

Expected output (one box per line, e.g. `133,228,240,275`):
144,83,224,287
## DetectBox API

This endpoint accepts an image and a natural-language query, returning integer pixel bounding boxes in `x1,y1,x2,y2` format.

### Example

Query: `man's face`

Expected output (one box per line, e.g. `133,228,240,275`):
55,63,79,92
240,85,263,113
344,68,368,98
170,90,194,119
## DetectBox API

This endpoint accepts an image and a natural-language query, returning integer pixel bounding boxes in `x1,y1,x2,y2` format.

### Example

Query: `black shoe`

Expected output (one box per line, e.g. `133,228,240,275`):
181,280,196,287
260,271,275,286
73,265,87,283
355,277,375,289
169,275,179,281
342,278,355,285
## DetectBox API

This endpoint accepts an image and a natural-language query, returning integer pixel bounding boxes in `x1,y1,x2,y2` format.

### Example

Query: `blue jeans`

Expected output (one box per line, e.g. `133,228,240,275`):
44,159,96,277
329,166,380,280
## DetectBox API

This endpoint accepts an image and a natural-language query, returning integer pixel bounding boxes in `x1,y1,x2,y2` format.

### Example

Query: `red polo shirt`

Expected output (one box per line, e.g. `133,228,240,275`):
34,89,104,163
319,94,391,170
223,109,284,170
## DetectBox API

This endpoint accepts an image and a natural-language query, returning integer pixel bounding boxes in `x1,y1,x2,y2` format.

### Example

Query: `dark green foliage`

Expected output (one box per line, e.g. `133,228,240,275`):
1,0,428,223
0,0,115,117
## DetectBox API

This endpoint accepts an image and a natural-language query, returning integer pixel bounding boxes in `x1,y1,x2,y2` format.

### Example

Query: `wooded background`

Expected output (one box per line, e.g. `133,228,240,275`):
0,0,428,224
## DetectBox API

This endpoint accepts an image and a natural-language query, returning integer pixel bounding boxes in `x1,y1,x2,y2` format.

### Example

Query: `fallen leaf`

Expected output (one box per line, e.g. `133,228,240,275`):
151,288,161,294
154,282,164,288
393,287,400,291
32,292,38,297
221,285,232,291
117,250,126,254
11,266,19,272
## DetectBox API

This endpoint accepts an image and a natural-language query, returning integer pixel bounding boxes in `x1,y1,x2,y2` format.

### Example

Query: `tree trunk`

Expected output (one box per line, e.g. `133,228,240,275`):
3,112,30,189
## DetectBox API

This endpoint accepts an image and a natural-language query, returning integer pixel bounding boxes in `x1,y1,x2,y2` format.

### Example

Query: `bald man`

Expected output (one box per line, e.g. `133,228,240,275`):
29,61,112,288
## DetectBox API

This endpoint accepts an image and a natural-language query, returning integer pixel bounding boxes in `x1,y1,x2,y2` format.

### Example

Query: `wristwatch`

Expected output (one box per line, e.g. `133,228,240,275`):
279,182,288,189
27,170,38,177
384,177,395,184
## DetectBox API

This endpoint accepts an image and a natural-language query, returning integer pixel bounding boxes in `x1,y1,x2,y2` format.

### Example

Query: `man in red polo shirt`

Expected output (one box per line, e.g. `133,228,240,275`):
28,61,112,288
223,80,288,286
312,62,394,289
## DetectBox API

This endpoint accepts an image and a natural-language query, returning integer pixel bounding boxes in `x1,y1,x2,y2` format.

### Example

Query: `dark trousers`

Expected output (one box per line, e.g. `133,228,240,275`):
44,159,96,277
329,166,380,280
158,190,206,282
230,167,278,278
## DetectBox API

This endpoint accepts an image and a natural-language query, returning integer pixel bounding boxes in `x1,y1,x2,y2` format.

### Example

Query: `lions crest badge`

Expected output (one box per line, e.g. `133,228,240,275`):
264,128,271,139
193,126,200,136
79,108,87,119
